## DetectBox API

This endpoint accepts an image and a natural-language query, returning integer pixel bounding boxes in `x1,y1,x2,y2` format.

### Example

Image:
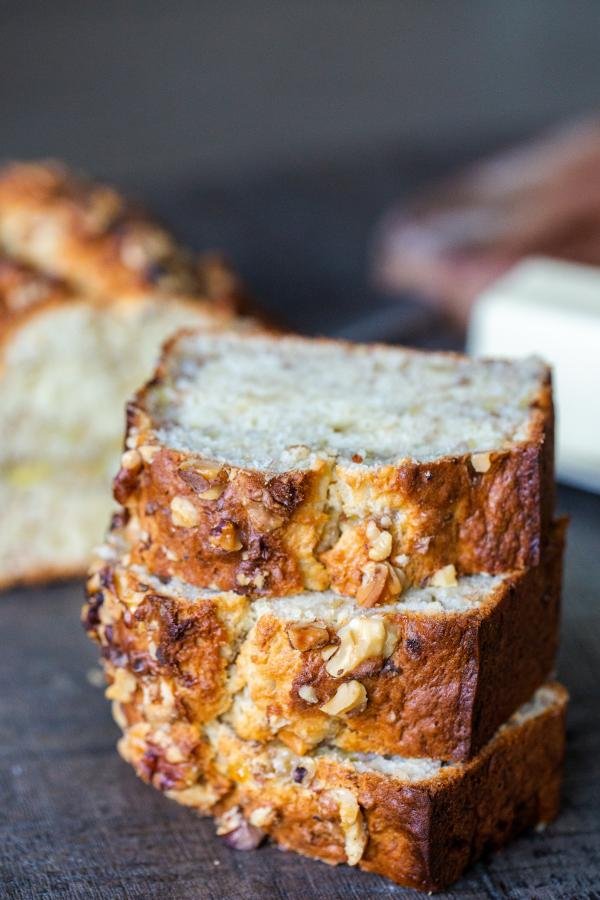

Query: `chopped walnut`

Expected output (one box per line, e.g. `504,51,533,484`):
297,684,318,704
105,667,136,703
430,563,458,587
325,616,396,677
138,444,159,464
120,449,142,472
286,621,330,652
216,807,265,850
320,680,367,716
356,562,388,607
209,521,242,551
471,452,492,473
329,788,367,865
365,520,393,561
170,495,199,528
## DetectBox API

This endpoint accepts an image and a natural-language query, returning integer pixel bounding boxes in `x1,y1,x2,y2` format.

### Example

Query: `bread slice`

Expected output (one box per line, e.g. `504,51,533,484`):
0,253,244,589
207,684,566,891
117,329,554,602
84,522,563,762
91,649,568,892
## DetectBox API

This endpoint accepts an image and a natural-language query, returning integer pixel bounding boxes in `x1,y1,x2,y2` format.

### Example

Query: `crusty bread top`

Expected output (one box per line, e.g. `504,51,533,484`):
138,330,551,470
0,161,211,301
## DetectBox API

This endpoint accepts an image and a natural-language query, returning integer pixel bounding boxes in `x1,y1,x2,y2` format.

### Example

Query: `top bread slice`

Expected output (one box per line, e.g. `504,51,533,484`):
118,329,554,601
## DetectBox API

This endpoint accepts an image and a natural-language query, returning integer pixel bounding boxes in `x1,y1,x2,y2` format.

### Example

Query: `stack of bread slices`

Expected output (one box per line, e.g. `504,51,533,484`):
0,161,251,589
83,329,567,891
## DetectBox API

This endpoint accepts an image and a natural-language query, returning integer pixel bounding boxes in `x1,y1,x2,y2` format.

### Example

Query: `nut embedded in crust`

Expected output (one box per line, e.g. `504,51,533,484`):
356,562,389,607
208,521,242,552
170,495,200,528
320,680,367,716
430,564,458,587
120,449,142,472
325,616,393,677
366,521,393,561
286,621,330,651
138,444,160,464
471,452,492,473
297,684,319,704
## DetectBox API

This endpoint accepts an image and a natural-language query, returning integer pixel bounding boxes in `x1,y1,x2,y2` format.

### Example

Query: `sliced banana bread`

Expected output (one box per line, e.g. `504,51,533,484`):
84,522,563,761
116,329,554,600
206,684,566,891
90,649,568,893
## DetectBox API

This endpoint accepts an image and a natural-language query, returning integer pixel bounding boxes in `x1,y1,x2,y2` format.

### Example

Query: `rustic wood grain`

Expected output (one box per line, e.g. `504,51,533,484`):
1,484,598,899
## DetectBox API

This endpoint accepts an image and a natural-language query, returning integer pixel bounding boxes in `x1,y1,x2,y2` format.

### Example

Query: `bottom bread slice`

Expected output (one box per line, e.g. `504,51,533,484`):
113,682,567,891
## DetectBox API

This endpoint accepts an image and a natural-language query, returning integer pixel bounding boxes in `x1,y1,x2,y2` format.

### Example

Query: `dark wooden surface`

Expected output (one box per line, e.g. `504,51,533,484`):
2,161,600,898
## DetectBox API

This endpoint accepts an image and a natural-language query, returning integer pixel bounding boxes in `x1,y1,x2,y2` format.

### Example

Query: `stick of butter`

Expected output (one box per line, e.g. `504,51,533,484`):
468,257,600,492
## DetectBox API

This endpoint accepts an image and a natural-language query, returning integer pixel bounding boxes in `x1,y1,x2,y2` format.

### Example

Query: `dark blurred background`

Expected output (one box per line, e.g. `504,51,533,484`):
5,1,597,481
3,0,600,335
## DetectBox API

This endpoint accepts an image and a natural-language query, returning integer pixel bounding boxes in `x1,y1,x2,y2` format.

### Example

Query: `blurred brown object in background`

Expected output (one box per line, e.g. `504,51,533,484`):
372,118,600,326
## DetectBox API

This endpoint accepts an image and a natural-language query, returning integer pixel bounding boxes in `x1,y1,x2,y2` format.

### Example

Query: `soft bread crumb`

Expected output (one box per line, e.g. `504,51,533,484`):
148,332,548,470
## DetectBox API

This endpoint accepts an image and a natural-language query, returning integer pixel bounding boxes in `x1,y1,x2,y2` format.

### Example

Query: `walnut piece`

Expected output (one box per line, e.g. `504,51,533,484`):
320,680,367,716
366,521,393,561
286,621,330,651
297,684,318,704
209,521,242,551
248,806,275,828
324,615,397,677
105,667,136,703
216,807,265,850
138,444,159,464
356,562,388,607
329,788,367,866
120,449,142,472
170,495,200,528
430,563,458,587
471,452,492,473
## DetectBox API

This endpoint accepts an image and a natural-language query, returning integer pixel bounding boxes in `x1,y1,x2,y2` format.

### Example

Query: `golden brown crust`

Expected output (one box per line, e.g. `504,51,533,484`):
0,160,194,297
232,523,565,760
83,557,250,730
96,680,567,891
0,161,244,315
116,339,554,600
216,686,566,890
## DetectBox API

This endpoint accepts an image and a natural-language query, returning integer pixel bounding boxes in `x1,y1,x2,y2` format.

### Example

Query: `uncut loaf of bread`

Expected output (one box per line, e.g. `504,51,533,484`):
115,329,554,603
0,162,251,589
83,522,563,763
